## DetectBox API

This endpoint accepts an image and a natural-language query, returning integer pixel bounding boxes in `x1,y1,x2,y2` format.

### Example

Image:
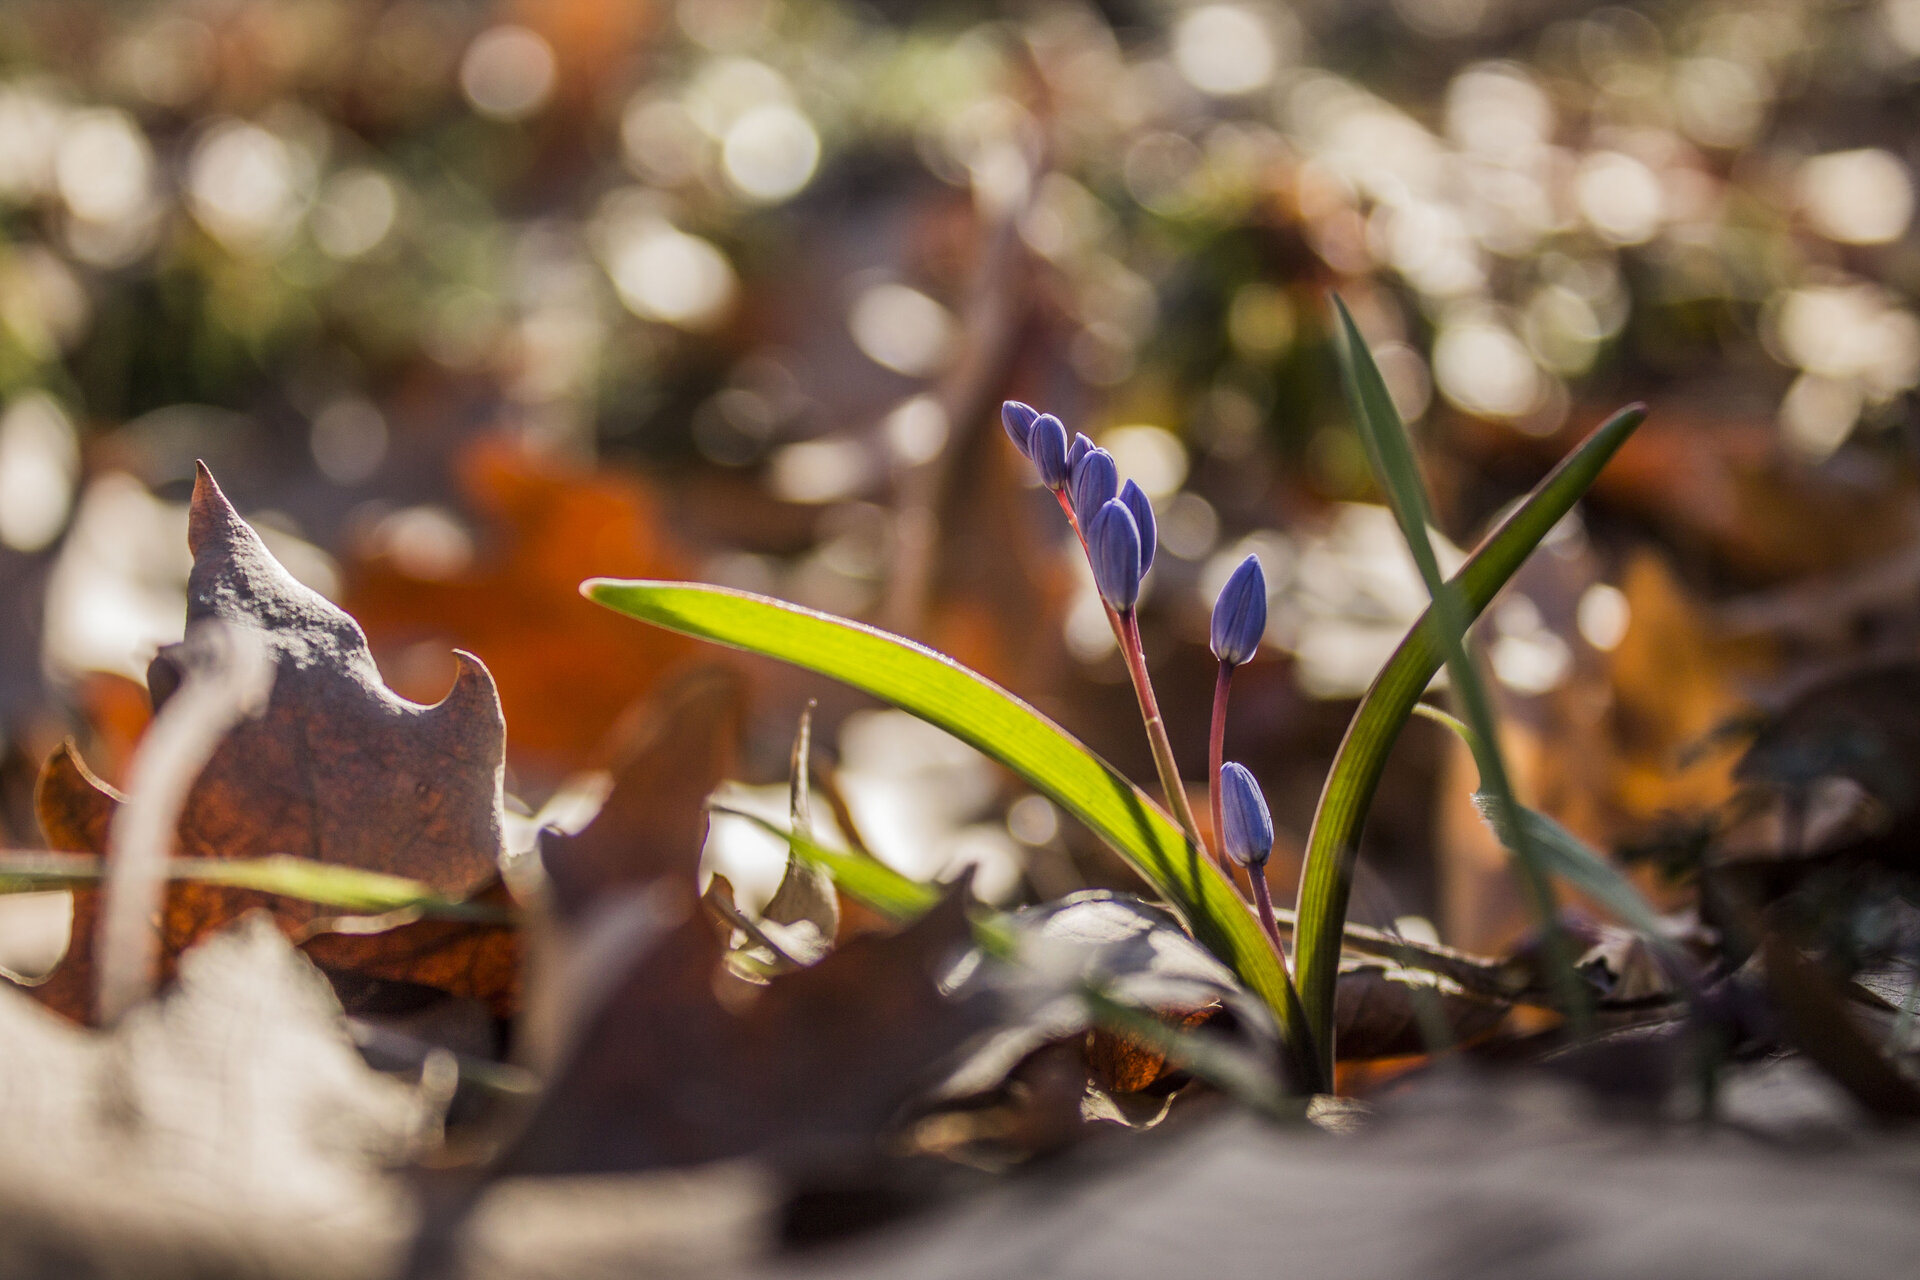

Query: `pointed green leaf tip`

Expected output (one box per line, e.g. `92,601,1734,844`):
1290,396,1647,1084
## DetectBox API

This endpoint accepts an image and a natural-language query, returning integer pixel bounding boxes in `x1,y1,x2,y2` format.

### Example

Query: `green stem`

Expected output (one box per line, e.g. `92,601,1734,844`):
1248,865,1319,1089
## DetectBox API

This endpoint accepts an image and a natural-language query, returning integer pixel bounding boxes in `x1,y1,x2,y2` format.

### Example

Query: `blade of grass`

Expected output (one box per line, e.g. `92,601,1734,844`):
1294,353,1645,1083
1331,294,1585,1046
1414,703,1675,945
590,578,1319,1088
709,803,941,922
0,851,512,921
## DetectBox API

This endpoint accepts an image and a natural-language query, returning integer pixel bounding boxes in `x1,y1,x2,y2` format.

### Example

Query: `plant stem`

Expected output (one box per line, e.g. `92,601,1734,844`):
1056,487,1210,855
1209,661,1235,879
1059,488,1315,1076
1248,863,1318,1088
1117,610,1208,853
1247,868,1289,971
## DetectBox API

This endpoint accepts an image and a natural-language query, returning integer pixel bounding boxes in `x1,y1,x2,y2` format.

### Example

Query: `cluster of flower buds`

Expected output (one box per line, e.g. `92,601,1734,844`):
1004,400,1156,615
1005,398,1280,924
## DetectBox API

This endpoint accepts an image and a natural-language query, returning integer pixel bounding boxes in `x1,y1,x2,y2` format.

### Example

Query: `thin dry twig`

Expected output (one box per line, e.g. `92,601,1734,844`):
96,622,275,1024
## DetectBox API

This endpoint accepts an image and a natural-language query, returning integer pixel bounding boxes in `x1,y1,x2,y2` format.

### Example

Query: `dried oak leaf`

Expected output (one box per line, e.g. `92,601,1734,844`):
298,876,522,1020
25,464,510,1022
501,885,988,1176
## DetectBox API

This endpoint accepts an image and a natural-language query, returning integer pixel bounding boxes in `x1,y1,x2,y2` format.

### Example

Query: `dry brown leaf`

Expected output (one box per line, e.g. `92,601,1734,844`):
1085,1004,1220,1095
1331,958,1512,1061
501,885,988,1176
539,665,745,920
298,877,523,1020
21,464,509,1022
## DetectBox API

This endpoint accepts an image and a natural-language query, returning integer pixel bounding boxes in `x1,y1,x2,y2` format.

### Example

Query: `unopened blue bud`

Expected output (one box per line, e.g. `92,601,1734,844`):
1031,414,1070,489
1218,762,1273,869
1086,499,1143,613
1065,432,1094,475
1210,554,1267,667
1002,401,1040,458
1070,448,1119,530
1119,480,1156,576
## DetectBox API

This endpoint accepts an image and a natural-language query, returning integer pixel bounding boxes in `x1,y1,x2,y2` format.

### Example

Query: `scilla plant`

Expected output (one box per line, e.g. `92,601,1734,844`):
588,310,1649,1093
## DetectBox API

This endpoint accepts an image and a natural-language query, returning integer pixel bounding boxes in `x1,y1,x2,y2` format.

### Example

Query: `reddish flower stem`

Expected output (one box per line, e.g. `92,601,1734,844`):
1056,489,1209,856
1118,610,1208,855
1208,660,1236,881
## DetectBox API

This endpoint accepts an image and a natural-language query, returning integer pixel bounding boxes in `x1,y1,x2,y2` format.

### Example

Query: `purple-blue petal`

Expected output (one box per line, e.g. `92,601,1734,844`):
1219,762,1273,869
1031,414,1070,489
1001,400,1040,458
1210,554,1267,666
1070,448,1119,530
1065,432,1094,475
1086,499,1143,613
1119,480,1156,576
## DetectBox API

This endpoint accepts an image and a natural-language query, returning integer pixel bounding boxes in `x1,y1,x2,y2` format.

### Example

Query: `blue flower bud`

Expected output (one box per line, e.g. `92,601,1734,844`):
1218,762,1273,869
1002,401,1039,458
1031,414,1070,489
1210,554,1267,667
1070,447,1119,531
1065,432,1094,475
1086,499,1143,613
1119,479,1156,576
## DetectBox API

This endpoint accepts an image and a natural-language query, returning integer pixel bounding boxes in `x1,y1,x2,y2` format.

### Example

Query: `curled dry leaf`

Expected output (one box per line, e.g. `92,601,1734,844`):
500,883,990,1176
940,892,1283,1105
539,664,745,920
22,464,511,1022
0,915,434,1274
752,703,840,969
1331,957,1513,1061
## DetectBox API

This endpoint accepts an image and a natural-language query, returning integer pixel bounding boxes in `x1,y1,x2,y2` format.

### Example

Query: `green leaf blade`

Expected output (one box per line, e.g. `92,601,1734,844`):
1293,395,1646,1082
0,852,507,920
585,578,1301,1067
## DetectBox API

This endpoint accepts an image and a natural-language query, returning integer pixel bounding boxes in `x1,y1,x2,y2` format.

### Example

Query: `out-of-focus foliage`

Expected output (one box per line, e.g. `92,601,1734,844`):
6,0,1920,951
6,0,1917,524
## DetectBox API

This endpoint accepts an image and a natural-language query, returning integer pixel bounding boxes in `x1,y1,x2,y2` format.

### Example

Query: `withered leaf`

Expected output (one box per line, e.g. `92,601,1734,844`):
23,464,508,1021
539,665,744,920
157,463,505,893
0,914,434,1270
1332,957,1512,1061
939,892,1282,1103
501,884,988,1175
23,744,119,1017
1757,928,1920,1120
753,703,839,969
298,876,523,1020
1732,661,1920,863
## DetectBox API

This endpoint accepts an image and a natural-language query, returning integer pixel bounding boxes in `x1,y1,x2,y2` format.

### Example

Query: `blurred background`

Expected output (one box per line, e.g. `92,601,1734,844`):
4,0,1919,961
